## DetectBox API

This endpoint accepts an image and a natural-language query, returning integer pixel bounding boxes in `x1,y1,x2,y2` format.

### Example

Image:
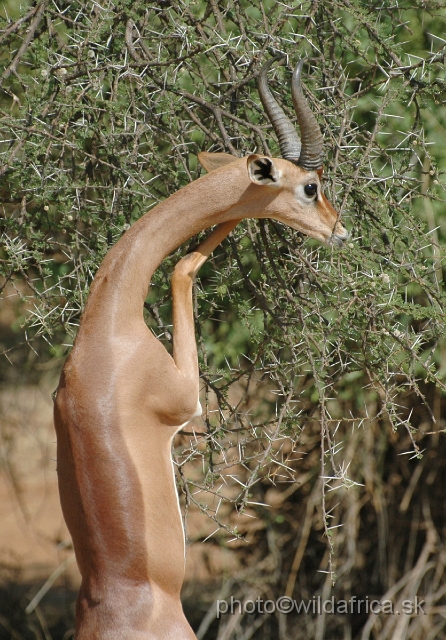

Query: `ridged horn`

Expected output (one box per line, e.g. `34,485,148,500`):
291,59,324,171
257,57,325,171
257,56,302,163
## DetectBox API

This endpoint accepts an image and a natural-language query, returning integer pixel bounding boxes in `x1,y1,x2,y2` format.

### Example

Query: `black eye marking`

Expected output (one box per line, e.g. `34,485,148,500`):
304,183,318,198
254,158,276,182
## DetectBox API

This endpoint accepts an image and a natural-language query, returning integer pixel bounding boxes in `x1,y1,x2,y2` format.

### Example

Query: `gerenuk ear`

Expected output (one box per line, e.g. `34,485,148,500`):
198,152,239,173
247,155,281,186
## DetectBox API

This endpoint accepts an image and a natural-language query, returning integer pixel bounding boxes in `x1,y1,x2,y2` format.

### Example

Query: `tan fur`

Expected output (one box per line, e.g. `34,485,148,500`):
198,151,240,172
54,153,347,638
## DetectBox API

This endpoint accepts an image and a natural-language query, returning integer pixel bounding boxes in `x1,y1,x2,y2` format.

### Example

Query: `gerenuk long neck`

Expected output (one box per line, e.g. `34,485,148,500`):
80,160,256,329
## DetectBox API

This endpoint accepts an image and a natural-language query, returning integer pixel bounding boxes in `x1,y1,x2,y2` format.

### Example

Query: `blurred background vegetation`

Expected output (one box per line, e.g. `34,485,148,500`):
1,0,446,638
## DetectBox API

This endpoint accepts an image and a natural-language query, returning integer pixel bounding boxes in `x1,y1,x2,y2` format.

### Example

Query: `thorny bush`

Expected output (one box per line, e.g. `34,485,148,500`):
1,1,446,638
